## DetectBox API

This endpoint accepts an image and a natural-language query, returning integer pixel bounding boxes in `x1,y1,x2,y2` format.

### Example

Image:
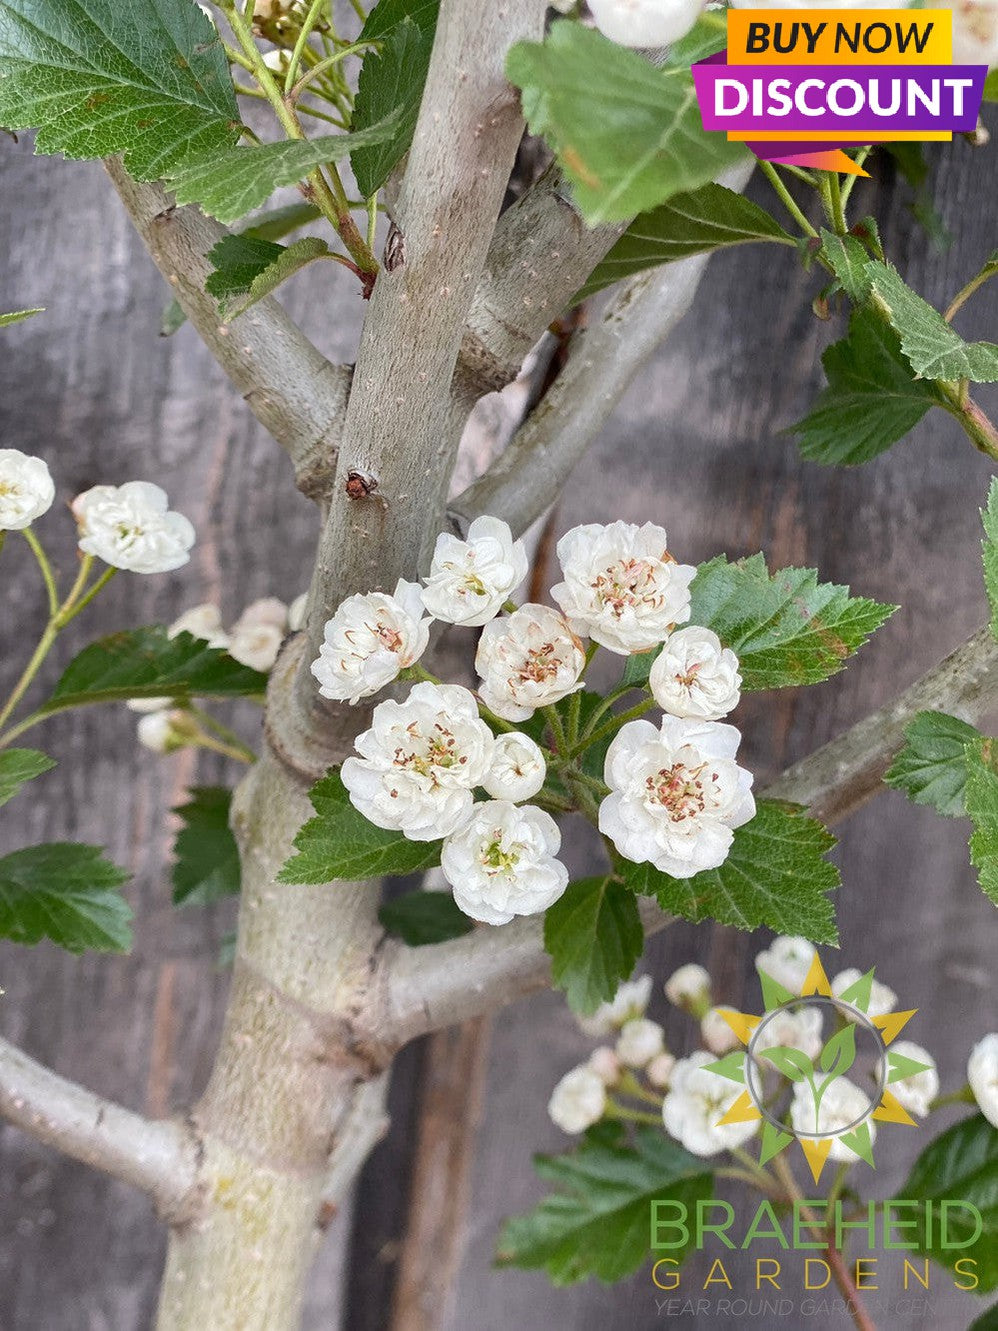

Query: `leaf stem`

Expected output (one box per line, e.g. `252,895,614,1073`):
828,172,847,235
22,528,59,617
944,263,998,323
572,696,656,757
188,706,258,763
760,161,820,240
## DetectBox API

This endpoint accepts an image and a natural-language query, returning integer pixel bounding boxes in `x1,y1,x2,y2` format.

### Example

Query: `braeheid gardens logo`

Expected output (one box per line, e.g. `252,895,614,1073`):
691,8,989,173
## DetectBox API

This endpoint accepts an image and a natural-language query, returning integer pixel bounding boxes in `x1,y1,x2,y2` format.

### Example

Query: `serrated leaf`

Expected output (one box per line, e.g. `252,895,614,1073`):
965,737,998,907
819,229,873,303
171,787,240,907
279,769,441,883
575,183,793,301
351,16,434,197
543,876,644,1016
0,749,56,808
40,627,267,714
984,478,998,643
0,842,131,953
360,0,438,38
793,307,943,465
506,20,747,226
378,889,473,945
0,0,239,180
869,262,998,383
899,1114,998,1292
623,799,839,943
0,306,43,327
496,1124,712,1285
165,117,401,225
207,234,329,317
884,710,977,818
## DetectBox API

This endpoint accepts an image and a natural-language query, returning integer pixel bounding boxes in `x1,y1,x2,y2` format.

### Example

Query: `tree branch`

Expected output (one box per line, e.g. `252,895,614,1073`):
103,159,351,502
370,623,998,1047
0,1035,204,1222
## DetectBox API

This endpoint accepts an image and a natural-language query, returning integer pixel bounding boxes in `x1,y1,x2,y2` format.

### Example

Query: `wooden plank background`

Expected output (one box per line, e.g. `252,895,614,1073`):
2,126,997,1330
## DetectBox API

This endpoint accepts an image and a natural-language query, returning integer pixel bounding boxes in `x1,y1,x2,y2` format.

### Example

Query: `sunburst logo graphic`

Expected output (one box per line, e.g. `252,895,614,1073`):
703,953,932,1183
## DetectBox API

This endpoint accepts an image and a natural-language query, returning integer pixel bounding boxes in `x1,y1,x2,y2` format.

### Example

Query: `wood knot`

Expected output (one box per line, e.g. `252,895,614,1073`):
384,222,405,273
345,470,377,500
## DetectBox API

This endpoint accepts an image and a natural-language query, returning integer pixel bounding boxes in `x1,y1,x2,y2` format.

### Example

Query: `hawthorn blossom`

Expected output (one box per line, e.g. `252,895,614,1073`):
790,1078,876,1163
886,1041,939,1118
169,602,229,648
481,731,547,802
551,521,696,655
136,709,194,755
548,1065,607,1134
422,516,528,627
968,1033,998,1128
599,717,755,877
647,1052,677,1090
0,449,54,529
832,968,898,1020
287,591,308,632
664,963,711,1014
228,597,288,672
755,936,816,993
948,0,998,65
341,683,494,841
662,1052,759,1157
440,799,568,925
72,482,195,574
701,1006,741,1055
311,580,430,704
577,974,654,1037
616,1018,666,1068
752,1004,824,1062
588,0,706,48
649,627,742,721
588,1047,622,1086
475,603,585,721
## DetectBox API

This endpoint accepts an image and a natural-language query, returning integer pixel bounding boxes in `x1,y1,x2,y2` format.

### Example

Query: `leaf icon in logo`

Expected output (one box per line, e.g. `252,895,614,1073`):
820,1025,857,1082
759,1046,815,1083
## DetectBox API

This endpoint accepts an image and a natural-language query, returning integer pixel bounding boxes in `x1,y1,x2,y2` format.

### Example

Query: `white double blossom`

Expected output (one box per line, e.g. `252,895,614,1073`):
701,1006,741,1055
832,968,897,1020
752,1005,824,1061
475,603,585,721
949,0,998,66
968,1032,998,1128
616,1018,665,1068
755,936,816,993
577,974,654,1037
72,482,195,574
548,1065,607,1134
0,449,54,530
422,516,528,627
649,627,742,721
662,1052,759,1157
600,716,755,877
481,731,546,803
664,963,712,1015
440,799,568,925
551,521,696,655
887,1041,939,1118
341,683,494,841
311,580,430,704
228,597,288,672
790,1078,876,1163
588,0,706,48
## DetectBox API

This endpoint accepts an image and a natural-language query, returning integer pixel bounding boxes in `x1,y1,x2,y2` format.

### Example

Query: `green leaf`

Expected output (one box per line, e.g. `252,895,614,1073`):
165,118,401,225
0,0,239,180
869,262,998,384
360,0,438,39
171,787,240,907
0,749,56,808
883,710,977,818
207,234,329,317
543,876,644,1016
759,1046,815,1082
965,737,998,907
0,842,131,953
506,20,747,226
986,69,998,103
623,799,839,943
378,889,474,945
496,1124,713,1285
279,769,442,883
899,1113,998,1293
159,297,187,337
793,307,943,465
819,229,873,303
819,1024,856,1080
969,1304,998,1331
0,306,43,327
575,184,793,302
351,16,434,197
984,478,998,643
41,627,267,714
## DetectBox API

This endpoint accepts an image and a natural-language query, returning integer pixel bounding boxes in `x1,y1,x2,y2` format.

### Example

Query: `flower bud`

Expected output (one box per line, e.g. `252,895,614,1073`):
616,1017,665,1068
664,963,712,1018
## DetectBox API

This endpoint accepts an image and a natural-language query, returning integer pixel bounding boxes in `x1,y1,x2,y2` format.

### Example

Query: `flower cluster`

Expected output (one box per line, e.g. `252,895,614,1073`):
311,517,753,925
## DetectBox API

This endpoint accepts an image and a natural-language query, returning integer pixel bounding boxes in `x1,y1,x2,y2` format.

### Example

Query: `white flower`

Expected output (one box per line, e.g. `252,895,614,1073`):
886,1041,938,1118
616,1018,665,1068
663,1052,759,1157
72,482,195,574
262,48,289,72
169,602,229,648
599,716,755,877
968,1033,998,1129
440,799,568,925
475,603,585,721
755,936,816,993
228,598,288,672
342,683,494,841
0,449,54,530
647,1052,676,1090
576,974,654,1036
481,731,546,802
949,0,998,67
311,580,430,704
790,1078,876,1163
752,1004,824,1062
551,521,696,655
588,1047,622,1086
649,627,742,721
548,1065,607,1134
664,963,711,1014
588,0,706,48
422,516,528,627
136,708,193,755
287,591,308,632
701,1006,741,1055
832,968,897,1021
